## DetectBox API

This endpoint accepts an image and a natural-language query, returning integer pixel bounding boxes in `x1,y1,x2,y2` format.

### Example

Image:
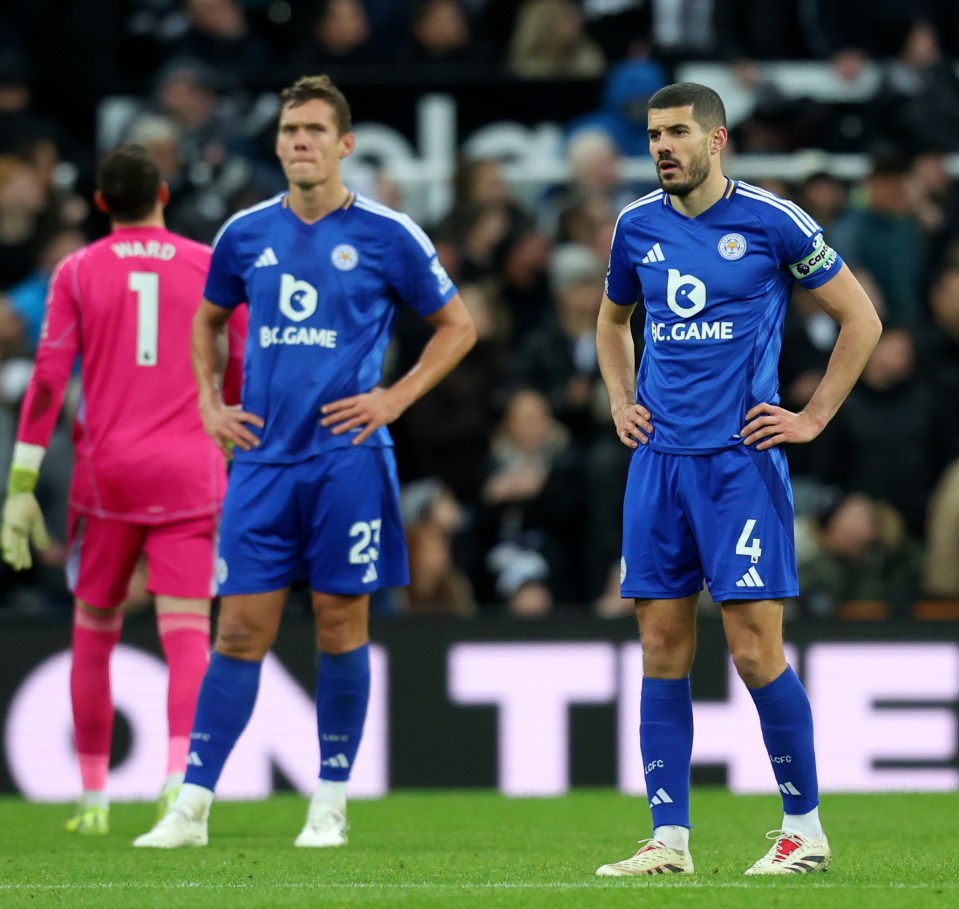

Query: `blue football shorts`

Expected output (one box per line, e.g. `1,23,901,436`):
620,443,799,602
216,446,410,596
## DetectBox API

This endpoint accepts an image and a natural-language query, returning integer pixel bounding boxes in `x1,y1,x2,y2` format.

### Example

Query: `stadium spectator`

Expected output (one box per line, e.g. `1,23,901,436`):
829,149,927,328
0,143,245,835
495,548,554,617
817,328,936,537
392,281,509,505
135,75,476,850
398,478,476,616
289,0,376,74
147,58,242,173
477,387,586,606
869,19,959,153
490,214,553,344
542,129,642,239
7,227,86,350
595,82,880,878
566,57,670,156
511,243,607,443
0,155,50,289
398,0,492,71
0,49,85,176
797,493,922,618
795,171,849,234
582,431,634,601
908,148,959,269
160,0,272,87
124,62,257,242
507,0,606,80
581,0,653,64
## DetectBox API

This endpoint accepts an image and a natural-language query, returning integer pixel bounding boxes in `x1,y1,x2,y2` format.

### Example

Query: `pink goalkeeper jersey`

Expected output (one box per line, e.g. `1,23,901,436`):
17,225,246,523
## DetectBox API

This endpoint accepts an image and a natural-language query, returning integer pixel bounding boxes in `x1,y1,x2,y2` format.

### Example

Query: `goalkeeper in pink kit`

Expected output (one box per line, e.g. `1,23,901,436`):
0,144,245,834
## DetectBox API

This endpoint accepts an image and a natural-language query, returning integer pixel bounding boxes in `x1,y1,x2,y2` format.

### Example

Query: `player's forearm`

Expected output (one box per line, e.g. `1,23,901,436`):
388,318,476,410
597,319,637,412
16,366,71,453
15,309,79,451
802,310,882,431
191,309,228,410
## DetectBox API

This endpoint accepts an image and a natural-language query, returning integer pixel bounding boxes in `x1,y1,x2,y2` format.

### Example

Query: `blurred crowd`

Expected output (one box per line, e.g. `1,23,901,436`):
2,0,959,620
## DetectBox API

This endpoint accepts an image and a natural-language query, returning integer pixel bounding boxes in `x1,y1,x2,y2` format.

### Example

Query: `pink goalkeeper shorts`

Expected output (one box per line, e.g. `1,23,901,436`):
66,509,217,609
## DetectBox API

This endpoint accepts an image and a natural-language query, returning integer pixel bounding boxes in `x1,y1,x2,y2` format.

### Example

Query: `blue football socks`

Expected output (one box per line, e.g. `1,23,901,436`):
640,676,693,829
748,666,820,815
316,644,370,782
183,653,262,791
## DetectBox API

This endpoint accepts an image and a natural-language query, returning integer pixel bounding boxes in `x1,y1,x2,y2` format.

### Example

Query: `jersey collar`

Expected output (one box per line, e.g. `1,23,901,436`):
663,178,736,219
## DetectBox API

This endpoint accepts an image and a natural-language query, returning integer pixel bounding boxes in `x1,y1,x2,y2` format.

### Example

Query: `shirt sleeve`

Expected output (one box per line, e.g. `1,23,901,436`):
771,205,845,291
385,218,458,318
604,213,641,305
203,223,247,309
16,255,81,448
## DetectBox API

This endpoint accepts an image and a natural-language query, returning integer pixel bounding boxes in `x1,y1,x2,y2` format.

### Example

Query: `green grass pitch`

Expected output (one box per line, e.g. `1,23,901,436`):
1,789,957,908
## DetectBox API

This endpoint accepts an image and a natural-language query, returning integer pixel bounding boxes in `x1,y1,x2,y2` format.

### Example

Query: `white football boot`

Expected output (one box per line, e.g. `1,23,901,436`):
596,839,695,876
744,830,831,874
133,783,212,848
294,790,349,848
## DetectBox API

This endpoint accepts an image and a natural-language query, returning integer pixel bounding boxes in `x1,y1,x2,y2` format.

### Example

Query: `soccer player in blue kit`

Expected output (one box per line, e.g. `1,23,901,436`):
594,83,882,876
135,75,476,848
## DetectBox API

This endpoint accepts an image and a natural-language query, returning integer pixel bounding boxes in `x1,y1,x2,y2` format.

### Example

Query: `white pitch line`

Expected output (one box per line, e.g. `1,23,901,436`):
0,881,956,892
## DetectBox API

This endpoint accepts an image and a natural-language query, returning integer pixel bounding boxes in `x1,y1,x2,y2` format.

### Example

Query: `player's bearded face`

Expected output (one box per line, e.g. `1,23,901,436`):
656,138,711,197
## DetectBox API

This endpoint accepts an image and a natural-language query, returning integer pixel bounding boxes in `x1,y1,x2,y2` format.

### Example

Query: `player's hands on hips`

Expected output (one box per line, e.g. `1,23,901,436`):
740,403,824,450
613,403,653,449
1,492,49,571
200,401,264,459
321,387,404,445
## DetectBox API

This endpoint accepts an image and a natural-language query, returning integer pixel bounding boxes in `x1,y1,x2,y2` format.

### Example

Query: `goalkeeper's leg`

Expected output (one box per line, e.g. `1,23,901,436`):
156,598,210,820
67,601,123,835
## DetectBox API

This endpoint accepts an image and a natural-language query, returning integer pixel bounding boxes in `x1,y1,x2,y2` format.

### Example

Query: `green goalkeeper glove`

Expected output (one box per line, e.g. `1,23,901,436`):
2,465,49,571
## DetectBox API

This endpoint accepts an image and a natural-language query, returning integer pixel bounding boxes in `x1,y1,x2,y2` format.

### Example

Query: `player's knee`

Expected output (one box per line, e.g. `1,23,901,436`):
214,622,270,661
316,620,365,654
640,630,695,675
729,645,781,688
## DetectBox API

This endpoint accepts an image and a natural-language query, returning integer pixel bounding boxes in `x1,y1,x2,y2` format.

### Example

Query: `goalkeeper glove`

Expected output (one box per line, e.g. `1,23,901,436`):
2,462,49,571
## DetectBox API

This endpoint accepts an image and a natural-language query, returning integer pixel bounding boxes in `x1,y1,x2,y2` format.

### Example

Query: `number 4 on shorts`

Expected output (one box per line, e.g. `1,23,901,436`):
736,519,762,563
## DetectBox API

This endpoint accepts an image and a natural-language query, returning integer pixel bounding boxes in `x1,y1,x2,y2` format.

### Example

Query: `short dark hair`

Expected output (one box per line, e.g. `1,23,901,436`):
96,143,161,222
279,74,352,134
647,82,726,130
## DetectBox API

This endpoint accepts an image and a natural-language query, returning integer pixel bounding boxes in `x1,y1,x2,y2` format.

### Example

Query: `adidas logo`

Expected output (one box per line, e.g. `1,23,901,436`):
736,566,764,588
321,753,350,769
649,787,673,806
254,247,279,267
779,781,801,796
362,562,378,584
186,751,204,767
641,243,665,264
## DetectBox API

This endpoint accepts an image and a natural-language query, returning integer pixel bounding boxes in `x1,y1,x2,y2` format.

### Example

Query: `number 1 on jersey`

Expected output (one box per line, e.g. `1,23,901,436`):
129,271,159,366
736,519,762,563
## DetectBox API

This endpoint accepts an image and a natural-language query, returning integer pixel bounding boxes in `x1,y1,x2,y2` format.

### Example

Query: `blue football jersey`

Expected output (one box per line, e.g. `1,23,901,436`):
205,192,458,463
605,179,844,453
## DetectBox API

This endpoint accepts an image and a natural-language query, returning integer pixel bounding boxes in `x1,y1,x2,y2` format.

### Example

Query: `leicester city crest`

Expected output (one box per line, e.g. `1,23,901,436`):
718,233,747,260
331,244,359,271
